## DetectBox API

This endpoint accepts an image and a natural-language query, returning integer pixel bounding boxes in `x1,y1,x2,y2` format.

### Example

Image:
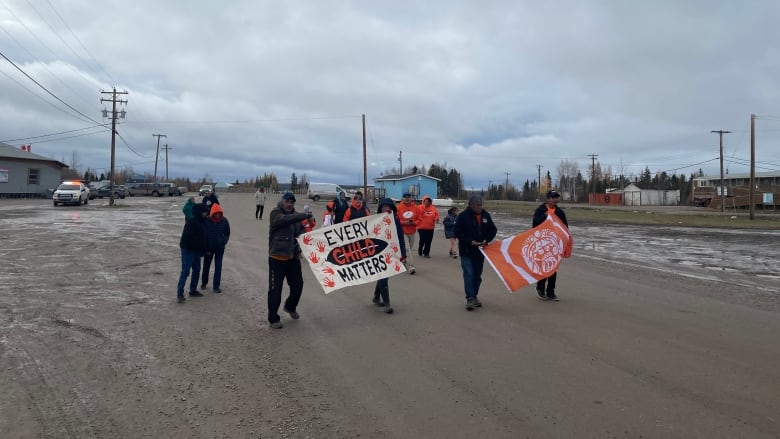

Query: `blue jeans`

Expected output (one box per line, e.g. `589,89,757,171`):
177,248,201,296
460,255,484,300
202,248,224,290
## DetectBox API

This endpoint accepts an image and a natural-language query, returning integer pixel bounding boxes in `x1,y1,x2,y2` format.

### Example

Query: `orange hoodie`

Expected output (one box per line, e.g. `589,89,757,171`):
416,196,439,230
397,199,419,234
209,203,224,223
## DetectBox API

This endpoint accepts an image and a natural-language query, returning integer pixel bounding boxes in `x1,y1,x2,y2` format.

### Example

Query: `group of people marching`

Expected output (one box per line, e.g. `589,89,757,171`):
175,187,568,328
177,188,231,303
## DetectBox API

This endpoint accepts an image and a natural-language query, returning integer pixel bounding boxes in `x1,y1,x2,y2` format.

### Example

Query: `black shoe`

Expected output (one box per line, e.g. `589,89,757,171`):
536,288,547,300
200,284,207,290
269,321,283,329
546,293,559,301
423,254,431,258
383,305,394,314
466,299,475,311
284,308,300,319
213,288,222,294
177,296,185,303
473,298,482,308
189,291,204,297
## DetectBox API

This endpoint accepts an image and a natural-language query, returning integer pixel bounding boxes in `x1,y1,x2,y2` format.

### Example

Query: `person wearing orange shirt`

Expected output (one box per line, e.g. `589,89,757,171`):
416,195,440,258
396,192,419,274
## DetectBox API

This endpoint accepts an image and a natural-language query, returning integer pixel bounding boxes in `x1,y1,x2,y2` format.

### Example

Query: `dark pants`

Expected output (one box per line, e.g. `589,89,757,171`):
374,278,390,304
417,229,434,256
537,272,558,294
460,255,484,300
202,248,225,290
256,205,264,219
177,248,201,296
267,257,304,323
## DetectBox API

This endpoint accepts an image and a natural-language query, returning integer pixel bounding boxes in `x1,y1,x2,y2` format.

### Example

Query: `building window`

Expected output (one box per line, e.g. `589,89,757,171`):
28,168,40,185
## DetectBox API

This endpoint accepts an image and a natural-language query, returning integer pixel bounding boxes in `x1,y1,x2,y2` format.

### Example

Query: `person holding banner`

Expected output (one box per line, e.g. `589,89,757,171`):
454,195,497,311
371,198,408,314
266,192,314,329
533,190,569,301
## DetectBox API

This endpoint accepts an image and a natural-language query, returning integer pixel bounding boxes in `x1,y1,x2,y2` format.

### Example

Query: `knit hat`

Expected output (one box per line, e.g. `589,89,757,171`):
282,192,296,202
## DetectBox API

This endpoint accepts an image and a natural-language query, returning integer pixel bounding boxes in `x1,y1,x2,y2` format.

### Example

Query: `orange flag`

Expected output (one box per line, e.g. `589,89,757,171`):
481,213,572,292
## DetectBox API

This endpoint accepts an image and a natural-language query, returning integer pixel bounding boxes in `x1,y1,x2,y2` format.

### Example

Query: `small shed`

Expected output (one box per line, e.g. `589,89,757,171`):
622,183,680,206
373,173,441,201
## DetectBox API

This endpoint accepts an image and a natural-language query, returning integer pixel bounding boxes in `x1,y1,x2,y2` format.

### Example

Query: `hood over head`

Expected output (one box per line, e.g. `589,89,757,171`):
210,203,224,221
376,197,397,214
422,195,433,203
193,203,209,218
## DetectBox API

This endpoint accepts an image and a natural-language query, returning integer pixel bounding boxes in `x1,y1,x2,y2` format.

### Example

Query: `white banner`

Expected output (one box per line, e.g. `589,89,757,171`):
298,213,407,293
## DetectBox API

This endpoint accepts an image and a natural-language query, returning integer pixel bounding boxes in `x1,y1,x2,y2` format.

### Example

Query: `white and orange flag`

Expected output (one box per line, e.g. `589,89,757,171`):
481,212,573,292
298,212,407,294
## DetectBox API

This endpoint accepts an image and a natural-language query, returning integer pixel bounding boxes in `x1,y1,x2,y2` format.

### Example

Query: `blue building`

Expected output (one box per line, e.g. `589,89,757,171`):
373,173,441,201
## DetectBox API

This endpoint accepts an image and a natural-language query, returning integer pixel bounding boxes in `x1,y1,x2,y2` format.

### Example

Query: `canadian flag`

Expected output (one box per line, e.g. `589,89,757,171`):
20,144,31,152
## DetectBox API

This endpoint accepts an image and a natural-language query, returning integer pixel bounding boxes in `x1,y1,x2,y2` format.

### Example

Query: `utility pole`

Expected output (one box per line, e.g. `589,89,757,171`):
750,114,756,220
398,150,403,176
710,130,731,213
100,88,127,206
152,134,166,182
588,153,598,204
504,171,511,200
162,144,172,181
536,164,544,201
362,114,367,198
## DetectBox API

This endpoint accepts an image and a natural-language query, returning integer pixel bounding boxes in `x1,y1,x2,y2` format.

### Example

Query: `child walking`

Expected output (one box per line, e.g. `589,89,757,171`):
372,198,407,314
443,206,458,258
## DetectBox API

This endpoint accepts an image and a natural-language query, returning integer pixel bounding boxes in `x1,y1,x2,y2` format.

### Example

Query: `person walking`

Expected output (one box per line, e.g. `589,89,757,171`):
332,191,349,224
202,189,219,208
182,196,196,221
341,191,370,221
396,192,419,274
371,198,407,314
533,190,569,301
266,192,313,329
443,206,459,258
416,195,439,258
201,203,231,294
454,195,497,311
254,187,267,220
176,204,209,303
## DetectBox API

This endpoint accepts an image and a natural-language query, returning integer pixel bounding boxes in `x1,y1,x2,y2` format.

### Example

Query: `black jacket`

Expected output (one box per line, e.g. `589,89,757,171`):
180,204,208,253
205,217,231,252
202,193,219,207
268,201,310,258
332,196,349,223
533,203,568,228
454,207,497,259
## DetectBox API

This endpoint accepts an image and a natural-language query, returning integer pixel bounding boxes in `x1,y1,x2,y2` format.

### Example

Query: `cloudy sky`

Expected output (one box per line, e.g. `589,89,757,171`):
1,0,779,190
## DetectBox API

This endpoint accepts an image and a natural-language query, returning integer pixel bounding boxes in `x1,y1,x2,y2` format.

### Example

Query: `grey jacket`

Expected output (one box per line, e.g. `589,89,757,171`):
268,201,309,258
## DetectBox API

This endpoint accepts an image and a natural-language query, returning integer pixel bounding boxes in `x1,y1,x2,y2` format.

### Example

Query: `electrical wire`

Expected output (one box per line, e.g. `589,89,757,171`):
115,132,149,158
124,115,362,125
0,67,100,123
0,124,108,143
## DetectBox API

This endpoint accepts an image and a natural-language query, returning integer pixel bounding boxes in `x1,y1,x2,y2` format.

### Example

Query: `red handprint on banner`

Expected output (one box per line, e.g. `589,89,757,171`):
391,243,399,253
308,252,319,264
383,216,392,225
394,262,401,271
323,278,335,288
385,229,392,240
373,224,382,236
316,241,326,253
302,235,313,245
322,266,335,275
385,253,392,263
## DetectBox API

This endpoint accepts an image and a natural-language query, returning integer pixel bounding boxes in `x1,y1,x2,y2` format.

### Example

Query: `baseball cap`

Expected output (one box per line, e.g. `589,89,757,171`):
402,192,412,197
546,190,561,199
282,192,296,202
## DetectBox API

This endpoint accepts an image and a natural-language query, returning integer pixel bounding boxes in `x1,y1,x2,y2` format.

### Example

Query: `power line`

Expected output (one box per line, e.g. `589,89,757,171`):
123,115,362,125
0,49,102,125
5,129,106,145
0,67,99,123
116,132,149,158
0,124,108,143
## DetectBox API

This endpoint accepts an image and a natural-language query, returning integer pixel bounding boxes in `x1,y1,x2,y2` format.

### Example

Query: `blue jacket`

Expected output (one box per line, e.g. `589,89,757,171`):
180,204,208,253
443,213,457,239
205,204,230,252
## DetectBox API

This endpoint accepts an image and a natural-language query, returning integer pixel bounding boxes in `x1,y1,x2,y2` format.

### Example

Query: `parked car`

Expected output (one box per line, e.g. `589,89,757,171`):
95,185,127,199
199,184,213,196
126,182,168,197
178,186,188,195
307,182,350,202
53,181,89,206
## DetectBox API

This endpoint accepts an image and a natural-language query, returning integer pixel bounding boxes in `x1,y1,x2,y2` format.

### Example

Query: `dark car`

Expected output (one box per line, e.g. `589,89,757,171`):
96,185,127,199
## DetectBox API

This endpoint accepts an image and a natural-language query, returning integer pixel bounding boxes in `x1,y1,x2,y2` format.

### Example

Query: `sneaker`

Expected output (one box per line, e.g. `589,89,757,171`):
284,308,300,319
200,284,207,290
423,254,431,258
473,298,482,308
177,296,185,303
269,321,283,329
409,267,416,275
536,288,547,300
383,306,394,314
466,299,475,311
546,293,560,301
213,288,222,294
189,291,204,297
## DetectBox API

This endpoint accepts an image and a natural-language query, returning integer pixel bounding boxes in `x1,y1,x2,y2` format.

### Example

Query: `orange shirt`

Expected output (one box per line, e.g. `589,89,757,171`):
397,201,419,234
417,202,439,230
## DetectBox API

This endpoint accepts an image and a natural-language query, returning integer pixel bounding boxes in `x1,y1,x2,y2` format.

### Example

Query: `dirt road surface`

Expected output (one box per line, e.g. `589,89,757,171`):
1,194,778,438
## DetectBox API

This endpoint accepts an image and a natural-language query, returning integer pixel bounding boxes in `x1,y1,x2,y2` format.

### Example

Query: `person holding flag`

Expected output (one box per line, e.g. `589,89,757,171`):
533,190,569,301
454,195,497,311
